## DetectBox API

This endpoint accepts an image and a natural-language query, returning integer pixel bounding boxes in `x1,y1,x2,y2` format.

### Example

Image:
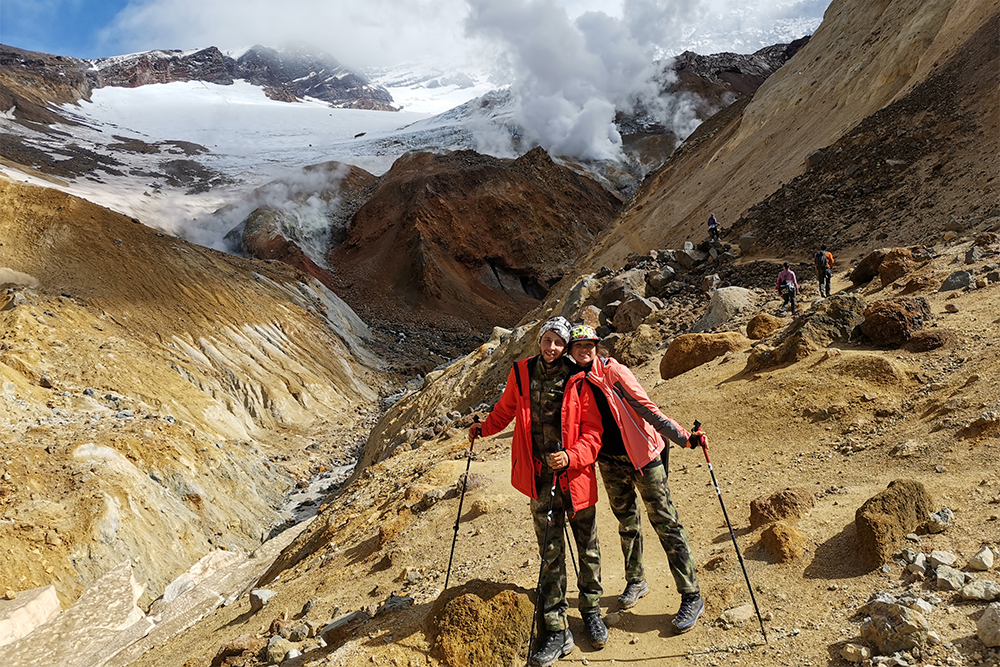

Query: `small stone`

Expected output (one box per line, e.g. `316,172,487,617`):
841,643,872,662
266,637,295,664
935,564,966,591
720,604,755,624
926,508,953,533
3,589,16,600
944,303,960,313
960,580,1000,602
969,546,995,571
978,602,1000,647
604,611,622,627
250,588,277,613
928,550,957,568
288,623,310,642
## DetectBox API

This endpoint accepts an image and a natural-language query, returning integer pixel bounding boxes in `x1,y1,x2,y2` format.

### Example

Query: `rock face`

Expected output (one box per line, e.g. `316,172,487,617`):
328,148,623,331
87,47,235,88
659,332,749,380
855,480,934,568
0,585,60,647
861,297,931,346
749,487,816,529
0,44,395,123
432,582,533,667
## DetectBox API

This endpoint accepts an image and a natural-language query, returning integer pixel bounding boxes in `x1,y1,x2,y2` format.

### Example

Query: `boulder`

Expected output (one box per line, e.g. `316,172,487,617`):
690,287,756,332
612,295,656,333
960,580,1000,602
561,276,601,320
939,271,973,292
739,233,756,253
902,329,957,353
646,266,676,291
578,304,603,328
610,324,662,367
855,480,934,568
850,248,890,284
433,585,533,667
749,487,816,528
860,599,930,654
659,332,749,380
745,295,867,371
878,248,917,286
760,522,807,562
861,298,931,346
597,269,647,308
746,313,784,340
978,602,1000,647
675,247,709,270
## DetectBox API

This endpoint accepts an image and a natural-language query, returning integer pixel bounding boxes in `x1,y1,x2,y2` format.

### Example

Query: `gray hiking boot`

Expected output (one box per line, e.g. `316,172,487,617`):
617,580,649,609
672,592,704,633
530,628,575,666
582,611,607,649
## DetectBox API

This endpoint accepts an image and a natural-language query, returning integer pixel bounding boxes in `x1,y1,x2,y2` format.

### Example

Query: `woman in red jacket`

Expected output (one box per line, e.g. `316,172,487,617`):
567,324,707,634
469,316,607,666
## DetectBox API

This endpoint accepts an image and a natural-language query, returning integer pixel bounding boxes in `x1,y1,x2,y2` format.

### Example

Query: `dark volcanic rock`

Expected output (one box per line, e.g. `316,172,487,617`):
232,45,394,110
88,47,234,88
855,480,934,568
861,297,931,346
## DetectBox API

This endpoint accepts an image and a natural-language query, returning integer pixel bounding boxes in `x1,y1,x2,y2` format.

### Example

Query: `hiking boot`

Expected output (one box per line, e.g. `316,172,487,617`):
672,592,704,633
582,611,608,649
531,628,575,666
617,580,649,609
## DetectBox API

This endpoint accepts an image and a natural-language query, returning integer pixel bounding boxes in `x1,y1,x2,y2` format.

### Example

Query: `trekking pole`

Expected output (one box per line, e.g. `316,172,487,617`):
444,416,479,592
563,518,579,580
694,420,768,643
526,470,560,667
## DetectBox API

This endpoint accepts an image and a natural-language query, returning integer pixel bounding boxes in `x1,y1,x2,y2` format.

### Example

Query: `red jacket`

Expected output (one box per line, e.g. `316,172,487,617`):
585,356,691,470
479,356,604,514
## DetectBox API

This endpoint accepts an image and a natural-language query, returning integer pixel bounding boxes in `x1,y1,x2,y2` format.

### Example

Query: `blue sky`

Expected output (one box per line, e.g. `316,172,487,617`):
1,0,130,58
0,0,828,66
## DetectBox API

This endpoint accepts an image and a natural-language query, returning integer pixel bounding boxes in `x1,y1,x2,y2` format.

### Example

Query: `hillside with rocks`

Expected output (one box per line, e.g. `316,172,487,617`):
0,0,999,666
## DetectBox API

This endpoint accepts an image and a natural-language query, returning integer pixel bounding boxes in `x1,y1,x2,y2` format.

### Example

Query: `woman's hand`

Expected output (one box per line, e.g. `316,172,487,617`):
468,424,481,444
548,451,569,470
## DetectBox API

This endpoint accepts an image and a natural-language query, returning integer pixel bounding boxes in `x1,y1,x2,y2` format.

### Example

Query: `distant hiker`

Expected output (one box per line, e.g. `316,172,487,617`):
776,262,799,315
814,244,834,297
469,316,608,665
707,214,720,242
566,325,706,634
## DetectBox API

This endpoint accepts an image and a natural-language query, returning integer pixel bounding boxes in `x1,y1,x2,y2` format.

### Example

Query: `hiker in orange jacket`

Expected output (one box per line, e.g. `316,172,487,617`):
814,244,834,297
469,316,608,663
566,324,706,633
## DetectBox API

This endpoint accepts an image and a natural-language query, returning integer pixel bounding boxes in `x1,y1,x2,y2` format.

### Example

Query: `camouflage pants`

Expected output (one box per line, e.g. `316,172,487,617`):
598,453,700,595
529,473,602,631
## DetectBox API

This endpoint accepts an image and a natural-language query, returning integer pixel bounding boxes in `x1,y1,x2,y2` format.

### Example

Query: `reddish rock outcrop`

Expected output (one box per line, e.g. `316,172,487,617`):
861,297,931,346
761,522,808,563
328,148,623,331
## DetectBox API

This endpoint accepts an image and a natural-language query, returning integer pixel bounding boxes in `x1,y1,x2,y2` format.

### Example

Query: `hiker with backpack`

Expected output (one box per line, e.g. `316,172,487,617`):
776,262,799,315
707,214,720,242
814,244,834,297
468,316,608,666
566,325,707,634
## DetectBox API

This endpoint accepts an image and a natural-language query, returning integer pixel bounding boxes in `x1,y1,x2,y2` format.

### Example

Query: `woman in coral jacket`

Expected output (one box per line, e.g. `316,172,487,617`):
566,324,707,635
468,316,608,666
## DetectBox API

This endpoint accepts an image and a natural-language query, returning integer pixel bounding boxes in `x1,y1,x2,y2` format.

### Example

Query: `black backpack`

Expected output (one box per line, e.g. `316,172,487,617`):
815,251,829,271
